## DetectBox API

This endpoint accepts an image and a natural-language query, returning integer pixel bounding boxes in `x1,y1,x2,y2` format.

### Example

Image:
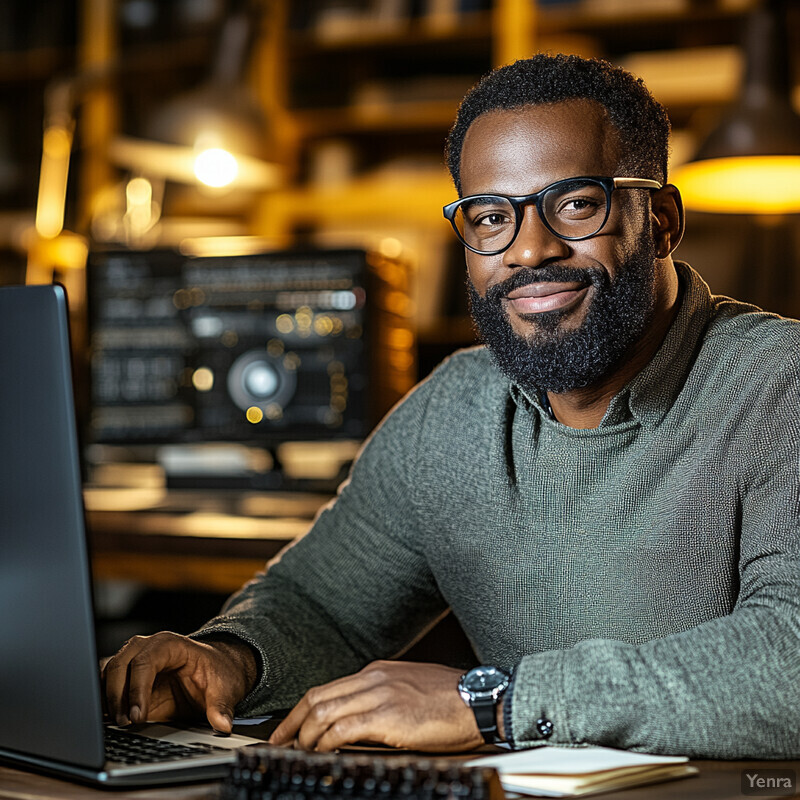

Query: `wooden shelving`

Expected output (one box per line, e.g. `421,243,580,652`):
267,0,762,197
254,0,769,359
286,10,493,54
0,46,75,85
538,1,759,36
293,100,461,138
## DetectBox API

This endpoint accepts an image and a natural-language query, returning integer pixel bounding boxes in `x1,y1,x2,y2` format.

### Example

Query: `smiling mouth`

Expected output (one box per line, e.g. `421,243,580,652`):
504,282,590,315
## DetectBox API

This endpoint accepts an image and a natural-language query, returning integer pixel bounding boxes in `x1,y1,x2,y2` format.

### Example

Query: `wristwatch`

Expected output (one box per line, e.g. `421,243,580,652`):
458,665,510,743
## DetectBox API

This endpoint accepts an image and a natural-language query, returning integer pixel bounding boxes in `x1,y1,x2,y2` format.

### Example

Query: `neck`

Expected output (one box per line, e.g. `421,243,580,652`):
546,260,680,429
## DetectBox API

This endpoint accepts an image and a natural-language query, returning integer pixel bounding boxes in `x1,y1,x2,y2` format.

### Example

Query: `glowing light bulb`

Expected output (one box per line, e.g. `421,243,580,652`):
194,148,239,188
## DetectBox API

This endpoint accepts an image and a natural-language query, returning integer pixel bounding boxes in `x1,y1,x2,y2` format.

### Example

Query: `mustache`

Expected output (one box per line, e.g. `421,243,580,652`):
482,266,608,306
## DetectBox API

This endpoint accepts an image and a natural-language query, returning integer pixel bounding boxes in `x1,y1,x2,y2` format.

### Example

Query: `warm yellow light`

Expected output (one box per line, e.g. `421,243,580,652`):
246,406,264,424
111,136,283,190
378,237,403,259
295,306,313,330
191,367,214,392
387,326,414,349
25,230,88,284
126,176,152,206
276,314,294,334
313,315,334,336
124,177,160,242
35,125,73,239
194,148,239,187
672,156,800,214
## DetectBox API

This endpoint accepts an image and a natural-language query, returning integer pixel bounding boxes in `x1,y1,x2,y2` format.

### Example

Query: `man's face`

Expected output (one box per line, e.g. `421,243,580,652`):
460,100,659,394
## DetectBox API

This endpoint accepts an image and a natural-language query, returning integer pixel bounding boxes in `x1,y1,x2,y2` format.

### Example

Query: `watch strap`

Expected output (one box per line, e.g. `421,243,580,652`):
471,698,497,736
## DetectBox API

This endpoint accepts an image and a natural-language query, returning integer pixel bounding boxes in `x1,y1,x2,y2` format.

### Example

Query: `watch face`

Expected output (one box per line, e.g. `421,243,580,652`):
464,666,508,694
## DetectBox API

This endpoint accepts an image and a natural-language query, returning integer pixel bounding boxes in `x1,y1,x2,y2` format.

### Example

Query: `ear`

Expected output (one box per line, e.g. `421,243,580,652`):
651,184,684,258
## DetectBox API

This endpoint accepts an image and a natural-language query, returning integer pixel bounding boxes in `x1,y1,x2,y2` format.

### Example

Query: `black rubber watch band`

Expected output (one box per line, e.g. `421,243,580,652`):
472,699,496,731
472,699,498,742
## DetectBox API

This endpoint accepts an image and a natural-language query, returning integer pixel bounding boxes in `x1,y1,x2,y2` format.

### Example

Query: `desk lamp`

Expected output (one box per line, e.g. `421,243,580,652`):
109,0,281,194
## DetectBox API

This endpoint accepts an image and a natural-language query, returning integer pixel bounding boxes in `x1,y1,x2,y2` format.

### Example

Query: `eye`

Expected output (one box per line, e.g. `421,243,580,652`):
461,197,513,229
565,197,595,211
547,183,607,221
557,195,601,218
474,211,511,228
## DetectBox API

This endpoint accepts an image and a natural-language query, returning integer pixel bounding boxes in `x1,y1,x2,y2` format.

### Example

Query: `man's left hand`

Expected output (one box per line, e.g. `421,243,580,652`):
268,661,485,752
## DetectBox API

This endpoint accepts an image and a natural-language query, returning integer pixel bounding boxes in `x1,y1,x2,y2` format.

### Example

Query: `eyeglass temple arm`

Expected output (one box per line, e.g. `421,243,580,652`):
613,178,663,190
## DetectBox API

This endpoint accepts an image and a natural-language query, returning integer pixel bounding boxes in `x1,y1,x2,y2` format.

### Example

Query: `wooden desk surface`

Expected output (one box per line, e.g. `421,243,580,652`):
2,759,798,800
0,765,216,799
85,487,332,594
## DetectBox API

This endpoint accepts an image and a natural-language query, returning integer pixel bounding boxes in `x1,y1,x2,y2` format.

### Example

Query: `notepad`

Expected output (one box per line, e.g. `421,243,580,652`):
468,745,698,797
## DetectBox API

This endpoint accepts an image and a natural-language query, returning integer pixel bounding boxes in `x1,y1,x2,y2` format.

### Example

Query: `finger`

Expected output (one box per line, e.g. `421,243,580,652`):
126,635,191,723
99,661,110,719
314,712,387,752
270,666,392,745
204,684,236,734
126,652,161,724
269,679,355,743
268,694,312,745
103,638,149,725
101,656,126,724
296,684,392,752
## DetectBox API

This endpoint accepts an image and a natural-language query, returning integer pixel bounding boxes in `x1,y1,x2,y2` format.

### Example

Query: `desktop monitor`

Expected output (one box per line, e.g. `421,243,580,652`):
86,247,415,486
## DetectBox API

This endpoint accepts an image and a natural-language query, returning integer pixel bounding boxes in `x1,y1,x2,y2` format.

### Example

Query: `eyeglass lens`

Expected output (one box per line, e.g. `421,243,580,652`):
453,180,610,252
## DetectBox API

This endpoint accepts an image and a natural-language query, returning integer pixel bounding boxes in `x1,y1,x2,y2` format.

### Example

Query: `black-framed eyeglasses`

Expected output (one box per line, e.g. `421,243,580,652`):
442,176,663,255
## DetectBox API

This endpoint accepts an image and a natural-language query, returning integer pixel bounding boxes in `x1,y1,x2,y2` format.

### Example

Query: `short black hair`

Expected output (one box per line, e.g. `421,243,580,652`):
445,53,671,195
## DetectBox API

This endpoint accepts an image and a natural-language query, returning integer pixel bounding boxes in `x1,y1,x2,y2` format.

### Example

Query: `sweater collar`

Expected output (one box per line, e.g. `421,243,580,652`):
509,262,715,428
614,261,713,427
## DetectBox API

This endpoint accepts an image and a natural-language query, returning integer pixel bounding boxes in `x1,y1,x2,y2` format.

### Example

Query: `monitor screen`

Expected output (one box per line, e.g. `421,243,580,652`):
86,248,411,450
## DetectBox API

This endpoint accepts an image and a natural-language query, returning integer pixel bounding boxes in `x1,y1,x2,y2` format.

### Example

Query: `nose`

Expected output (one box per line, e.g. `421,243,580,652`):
503,204,570,268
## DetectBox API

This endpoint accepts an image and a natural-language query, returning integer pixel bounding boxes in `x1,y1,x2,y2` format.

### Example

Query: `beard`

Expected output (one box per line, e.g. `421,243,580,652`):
467,238,658,395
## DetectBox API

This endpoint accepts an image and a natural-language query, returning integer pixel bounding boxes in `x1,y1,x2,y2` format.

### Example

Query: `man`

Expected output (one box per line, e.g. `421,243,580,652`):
103,54,800,758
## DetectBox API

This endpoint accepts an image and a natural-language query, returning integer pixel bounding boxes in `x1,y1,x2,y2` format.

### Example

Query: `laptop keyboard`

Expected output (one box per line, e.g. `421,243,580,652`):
104,727,227,765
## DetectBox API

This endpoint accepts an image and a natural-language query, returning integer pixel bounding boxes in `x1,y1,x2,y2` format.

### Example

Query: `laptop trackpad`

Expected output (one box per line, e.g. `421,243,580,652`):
112,723,266,749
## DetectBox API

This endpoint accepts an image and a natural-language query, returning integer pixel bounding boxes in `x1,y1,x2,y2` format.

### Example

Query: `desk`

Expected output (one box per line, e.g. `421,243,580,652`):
85,488,332,594
1,760,799,799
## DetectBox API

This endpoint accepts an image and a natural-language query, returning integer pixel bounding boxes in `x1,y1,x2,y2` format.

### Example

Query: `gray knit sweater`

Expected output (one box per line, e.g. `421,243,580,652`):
196,262,800,758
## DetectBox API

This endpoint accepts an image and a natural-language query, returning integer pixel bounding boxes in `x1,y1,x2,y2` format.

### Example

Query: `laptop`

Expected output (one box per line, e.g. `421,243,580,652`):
0,284,274,787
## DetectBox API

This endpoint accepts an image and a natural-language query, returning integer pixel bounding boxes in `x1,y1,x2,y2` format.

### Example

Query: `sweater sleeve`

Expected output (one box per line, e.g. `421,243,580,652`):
506,346,800,758
191,376,448,716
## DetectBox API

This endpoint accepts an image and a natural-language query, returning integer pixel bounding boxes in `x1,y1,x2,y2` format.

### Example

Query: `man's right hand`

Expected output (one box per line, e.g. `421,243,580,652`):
101,632,258,733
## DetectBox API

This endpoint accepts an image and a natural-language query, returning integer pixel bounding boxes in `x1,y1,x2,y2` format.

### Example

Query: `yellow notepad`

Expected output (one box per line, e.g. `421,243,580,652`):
468,745,698,797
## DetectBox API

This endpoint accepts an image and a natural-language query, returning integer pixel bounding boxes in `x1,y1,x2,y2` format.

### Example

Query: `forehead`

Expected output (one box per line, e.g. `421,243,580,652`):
459,99,622,196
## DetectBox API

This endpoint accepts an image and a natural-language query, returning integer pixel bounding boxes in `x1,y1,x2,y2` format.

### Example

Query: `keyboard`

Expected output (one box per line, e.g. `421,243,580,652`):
221,746,505,800
104,727,226,765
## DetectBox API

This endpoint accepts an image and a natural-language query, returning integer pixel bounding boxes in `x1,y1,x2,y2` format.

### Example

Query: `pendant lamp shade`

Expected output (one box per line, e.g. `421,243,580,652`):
673,0,800,214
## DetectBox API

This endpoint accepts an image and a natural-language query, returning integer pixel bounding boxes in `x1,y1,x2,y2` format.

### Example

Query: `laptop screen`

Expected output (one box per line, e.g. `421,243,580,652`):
0,284,105,769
